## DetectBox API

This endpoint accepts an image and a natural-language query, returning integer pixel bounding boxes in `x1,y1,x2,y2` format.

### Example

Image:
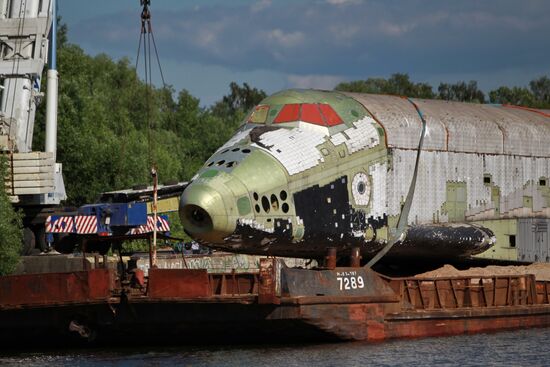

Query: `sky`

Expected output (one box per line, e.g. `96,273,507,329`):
59,0,550,106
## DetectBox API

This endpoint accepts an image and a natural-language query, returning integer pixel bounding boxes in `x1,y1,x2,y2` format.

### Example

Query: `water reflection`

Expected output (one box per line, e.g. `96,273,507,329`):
1,328,549,367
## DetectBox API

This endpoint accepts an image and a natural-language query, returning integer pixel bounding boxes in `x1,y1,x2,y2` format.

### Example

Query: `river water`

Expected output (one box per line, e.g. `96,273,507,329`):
1,328,549,366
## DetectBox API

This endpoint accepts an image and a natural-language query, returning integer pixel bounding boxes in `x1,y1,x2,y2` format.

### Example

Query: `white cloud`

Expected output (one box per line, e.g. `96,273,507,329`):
378,22,413,37
326,0,362,5
329,24,361,41
192,20,231,56
378,12,449,37
103,29,131,42
251,0,272,13
287,74,344,90
451,11,540,32
265,29,305,48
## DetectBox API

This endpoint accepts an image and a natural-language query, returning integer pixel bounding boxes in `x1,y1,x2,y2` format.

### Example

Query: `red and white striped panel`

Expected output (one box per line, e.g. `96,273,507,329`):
45,216,75,233
129,226,146,235
75,215,98,234
153,216,170,232
129,216,170,235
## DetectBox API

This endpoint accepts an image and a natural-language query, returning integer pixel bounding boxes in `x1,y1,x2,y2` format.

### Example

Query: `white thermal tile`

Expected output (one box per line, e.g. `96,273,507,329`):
252,128,327,175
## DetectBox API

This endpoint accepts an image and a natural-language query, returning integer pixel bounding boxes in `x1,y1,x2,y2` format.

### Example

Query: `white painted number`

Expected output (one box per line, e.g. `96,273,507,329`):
336,276,365,290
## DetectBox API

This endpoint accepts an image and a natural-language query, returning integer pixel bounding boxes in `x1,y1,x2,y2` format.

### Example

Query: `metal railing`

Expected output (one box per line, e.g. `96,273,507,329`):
386,274,550,310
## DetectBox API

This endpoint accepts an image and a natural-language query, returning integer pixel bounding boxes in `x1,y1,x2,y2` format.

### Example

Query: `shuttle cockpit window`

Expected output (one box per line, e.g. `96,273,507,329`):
273,103,343,127
247,105,270,123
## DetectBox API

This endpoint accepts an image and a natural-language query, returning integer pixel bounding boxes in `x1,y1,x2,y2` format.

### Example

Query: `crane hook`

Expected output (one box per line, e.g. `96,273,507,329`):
141,0,151,33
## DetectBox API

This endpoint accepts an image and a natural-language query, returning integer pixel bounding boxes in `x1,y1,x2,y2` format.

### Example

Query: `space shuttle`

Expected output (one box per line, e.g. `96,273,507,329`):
179,89,550,264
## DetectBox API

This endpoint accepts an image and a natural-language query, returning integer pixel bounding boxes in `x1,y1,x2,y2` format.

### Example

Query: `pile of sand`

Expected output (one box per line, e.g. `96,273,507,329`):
415,263,550,281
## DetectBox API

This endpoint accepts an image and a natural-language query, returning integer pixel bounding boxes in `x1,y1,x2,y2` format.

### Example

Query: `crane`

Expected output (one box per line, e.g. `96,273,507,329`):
0,0,185,256
0,0,65,254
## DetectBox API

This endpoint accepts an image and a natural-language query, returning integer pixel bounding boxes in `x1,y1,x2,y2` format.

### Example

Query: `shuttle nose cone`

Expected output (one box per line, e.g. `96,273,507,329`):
179,184,236,243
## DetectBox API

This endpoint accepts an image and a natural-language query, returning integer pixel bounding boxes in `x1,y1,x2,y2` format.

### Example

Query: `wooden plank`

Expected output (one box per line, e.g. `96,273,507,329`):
5,180,54,188
11,158,54,167
8,173,52,181
12,166,52,174
11,152,53,160
12,186,54,195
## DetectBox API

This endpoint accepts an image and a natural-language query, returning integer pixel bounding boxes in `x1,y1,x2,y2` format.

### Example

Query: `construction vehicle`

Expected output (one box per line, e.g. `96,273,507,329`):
0,0,66,254
45,202,171,254
52,182,188,254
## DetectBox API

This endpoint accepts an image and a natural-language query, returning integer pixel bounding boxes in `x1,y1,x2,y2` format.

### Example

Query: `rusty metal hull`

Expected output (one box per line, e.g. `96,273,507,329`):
3,261,550,347
2,298,550,347
0,302,334,346
0,301,550,347
294,303,550,342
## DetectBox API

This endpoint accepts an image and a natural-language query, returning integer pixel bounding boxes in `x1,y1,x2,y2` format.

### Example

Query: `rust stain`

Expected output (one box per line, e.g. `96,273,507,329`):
147,269,210,298
0,269,113,308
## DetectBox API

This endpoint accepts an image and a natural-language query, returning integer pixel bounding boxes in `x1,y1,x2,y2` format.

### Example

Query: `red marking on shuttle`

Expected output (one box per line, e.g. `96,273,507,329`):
274,104,300,123
319,104,344,126
274,103,344,126
301,104,325,125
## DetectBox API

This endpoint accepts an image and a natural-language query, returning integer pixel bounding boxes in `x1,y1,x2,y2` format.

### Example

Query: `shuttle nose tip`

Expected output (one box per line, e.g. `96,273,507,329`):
179,184,235,243
182,204,213,231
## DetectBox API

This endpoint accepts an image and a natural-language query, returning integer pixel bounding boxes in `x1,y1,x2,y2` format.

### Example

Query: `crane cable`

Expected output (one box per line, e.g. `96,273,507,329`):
135,0,168,268
135,0,167,169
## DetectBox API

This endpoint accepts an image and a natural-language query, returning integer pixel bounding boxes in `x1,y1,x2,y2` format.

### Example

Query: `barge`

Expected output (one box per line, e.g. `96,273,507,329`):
1,255,550,347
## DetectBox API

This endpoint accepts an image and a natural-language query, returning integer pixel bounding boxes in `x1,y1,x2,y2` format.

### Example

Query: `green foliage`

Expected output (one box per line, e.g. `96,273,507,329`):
335,73,435,99
33,32,257,206
437,81,485,103
490,76,550,108
120,239,150,253
166,211,187,240
0,157,22,275
211,82,267,116
335,73,550,108
489,86,536,106
119,211,189,254
529,76,550,107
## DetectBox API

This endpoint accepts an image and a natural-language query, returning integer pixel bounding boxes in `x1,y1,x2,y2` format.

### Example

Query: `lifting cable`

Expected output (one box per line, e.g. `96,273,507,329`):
135,0,168,268
135,0,167,169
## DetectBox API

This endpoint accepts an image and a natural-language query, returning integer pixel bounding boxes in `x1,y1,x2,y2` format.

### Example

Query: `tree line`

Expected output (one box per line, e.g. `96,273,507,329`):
335,73,550,108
